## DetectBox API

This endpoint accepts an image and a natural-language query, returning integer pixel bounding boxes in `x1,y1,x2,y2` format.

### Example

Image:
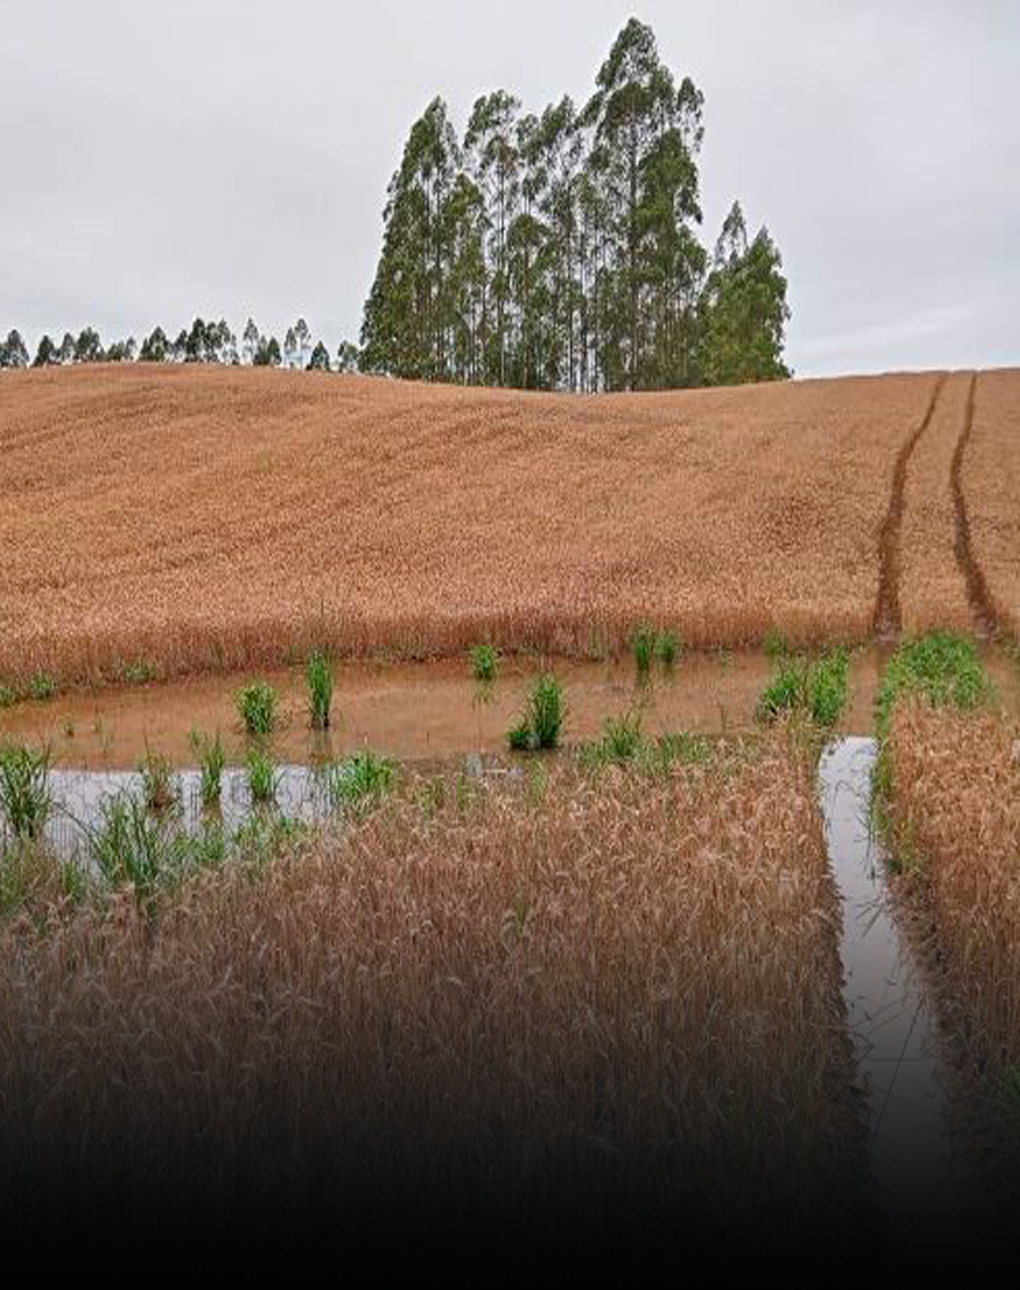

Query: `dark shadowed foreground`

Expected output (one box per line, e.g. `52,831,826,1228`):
0,736,867,1256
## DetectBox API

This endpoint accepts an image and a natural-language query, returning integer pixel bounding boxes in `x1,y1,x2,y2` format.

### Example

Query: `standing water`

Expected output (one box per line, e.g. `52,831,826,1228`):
818,736,958,1247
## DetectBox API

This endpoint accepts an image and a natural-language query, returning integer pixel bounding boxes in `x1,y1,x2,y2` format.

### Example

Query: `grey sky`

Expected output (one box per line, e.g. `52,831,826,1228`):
2,1,1017,377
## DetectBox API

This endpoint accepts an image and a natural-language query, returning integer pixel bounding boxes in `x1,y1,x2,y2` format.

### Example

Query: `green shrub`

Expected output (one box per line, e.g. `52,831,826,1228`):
235,681,278,736
469,643,499,683
306,652,334,731
0,743,52,841
0,685,16,708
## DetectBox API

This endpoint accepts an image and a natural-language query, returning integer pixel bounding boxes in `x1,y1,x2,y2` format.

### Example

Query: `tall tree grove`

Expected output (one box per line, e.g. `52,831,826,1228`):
360,18,791,390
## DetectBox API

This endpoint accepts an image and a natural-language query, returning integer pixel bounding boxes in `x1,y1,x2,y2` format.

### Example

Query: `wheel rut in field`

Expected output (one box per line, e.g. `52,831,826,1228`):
872,372,947,638
950,373,997,637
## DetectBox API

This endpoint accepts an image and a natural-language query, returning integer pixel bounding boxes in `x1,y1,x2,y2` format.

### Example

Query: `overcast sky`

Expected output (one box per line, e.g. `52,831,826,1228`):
2,1,1017,377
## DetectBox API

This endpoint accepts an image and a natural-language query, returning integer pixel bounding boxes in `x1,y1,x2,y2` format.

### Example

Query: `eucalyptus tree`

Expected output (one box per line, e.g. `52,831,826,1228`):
464,89,521,385
58,332,76,364
284,326,298,369
580,17,704,389
337,340,359,372
294,318,311,367
32,334,58,367
0,329,29,367
699,202,791,386
242,317,260,364
307,341,331,371
139,326,169,362
74,327,104,363
361,96,460,380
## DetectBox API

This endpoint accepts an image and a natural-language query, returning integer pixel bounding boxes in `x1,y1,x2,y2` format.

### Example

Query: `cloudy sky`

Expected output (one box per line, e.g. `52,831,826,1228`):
2,1,1017,377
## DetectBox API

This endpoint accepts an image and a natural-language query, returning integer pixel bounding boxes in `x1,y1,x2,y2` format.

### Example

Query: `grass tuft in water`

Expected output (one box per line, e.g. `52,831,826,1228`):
874,630,991,740
631,625,656,678
306,652,334,731
654,630,680,670
324,751,394,814
27,674,57,702
236,681,278,736
469,643,499,684
755,647,848,731
0,743,52,841
190,728,226,807
138,745,178,814
508,674,565,752
246,745,279,805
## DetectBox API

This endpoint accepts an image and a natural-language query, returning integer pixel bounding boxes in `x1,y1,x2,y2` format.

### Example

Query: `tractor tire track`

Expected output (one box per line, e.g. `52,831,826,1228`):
950,372,997,637
872,372,947,639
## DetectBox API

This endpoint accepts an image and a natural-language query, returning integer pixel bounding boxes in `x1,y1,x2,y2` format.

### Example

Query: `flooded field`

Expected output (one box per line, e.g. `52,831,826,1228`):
4,643,1018,773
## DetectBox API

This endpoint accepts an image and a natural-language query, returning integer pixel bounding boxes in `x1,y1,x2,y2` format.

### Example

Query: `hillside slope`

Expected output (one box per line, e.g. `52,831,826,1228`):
1,364,1015,684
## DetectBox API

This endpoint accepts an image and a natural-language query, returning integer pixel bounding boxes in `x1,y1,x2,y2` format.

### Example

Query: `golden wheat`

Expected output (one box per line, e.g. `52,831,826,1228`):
0,362,977,686
0,736,864,1241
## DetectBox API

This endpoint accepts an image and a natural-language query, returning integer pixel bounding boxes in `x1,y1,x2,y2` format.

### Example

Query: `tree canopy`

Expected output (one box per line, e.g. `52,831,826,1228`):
360,18,790,390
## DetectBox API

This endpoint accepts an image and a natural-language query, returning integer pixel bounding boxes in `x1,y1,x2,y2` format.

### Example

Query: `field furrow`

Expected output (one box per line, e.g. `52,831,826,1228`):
961,368,1020,634
872,371,946,637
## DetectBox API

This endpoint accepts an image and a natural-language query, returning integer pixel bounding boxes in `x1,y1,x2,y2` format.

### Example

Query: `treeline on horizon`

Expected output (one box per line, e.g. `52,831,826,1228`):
0,318,359,373
360,17,791,391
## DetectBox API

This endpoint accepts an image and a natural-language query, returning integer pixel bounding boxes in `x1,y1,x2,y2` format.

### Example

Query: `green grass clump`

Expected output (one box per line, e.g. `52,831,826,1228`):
874,630,991,740
654,631,680,670
0,685,16,708
755,647,849,731
755,658,808,725
528,674,564,749
0,743,52,841
189,728,225,807
306,652,334,730
579,711,645,768
87,793,182,896
138,746,178,814
655,731,712,769
246,745,279,805
807,648,849,729
324,751,394,813
236,681,278,736
507,721,532,751
631,625,656,678
763,629,788,661
469,643,500,683
507,675,565,752
120,660,158,685
27,674,56,701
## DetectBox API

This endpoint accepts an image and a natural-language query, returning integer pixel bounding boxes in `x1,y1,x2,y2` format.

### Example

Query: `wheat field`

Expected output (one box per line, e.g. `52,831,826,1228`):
0,736,865,1245
3,363,1015,687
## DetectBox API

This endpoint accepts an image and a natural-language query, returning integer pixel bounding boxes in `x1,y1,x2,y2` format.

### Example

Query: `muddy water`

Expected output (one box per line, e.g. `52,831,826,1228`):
0,645,930,770
819,737,958,1246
